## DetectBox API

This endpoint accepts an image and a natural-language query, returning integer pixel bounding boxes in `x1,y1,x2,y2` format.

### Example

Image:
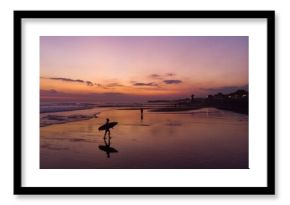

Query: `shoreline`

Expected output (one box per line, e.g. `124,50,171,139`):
40,98,248,127
40,114,98,127
149,99,248,115
150,105,248,115
40,104,145,114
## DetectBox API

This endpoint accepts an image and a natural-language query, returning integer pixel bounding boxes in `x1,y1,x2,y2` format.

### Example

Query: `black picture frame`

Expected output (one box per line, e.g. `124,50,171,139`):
14,10,275,195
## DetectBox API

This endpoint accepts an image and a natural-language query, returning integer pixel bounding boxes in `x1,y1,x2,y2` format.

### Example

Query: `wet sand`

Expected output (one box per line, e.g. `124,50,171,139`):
40,108,248,169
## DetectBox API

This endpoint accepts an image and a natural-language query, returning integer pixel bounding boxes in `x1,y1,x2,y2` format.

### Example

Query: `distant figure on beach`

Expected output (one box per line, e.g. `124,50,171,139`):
140,108,144,120
104,118,111,138
191,94,195,103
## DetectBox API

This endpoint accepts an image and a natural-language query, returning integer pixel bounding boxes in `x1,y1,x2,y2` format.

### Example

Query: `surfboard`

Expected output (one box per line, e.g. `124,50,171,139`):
98,122,118,131
98,145,118,153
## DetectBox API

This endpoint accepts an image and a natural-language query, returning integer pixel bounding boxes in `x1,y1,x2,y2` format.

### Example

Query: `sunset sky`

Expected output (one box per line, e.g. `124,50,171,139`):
40,36,248,102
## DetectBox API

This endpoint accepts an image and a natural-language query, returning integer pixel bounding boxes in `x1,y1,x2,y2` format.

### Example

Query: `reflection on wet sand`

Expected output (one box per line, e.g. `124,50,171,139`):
98,137,118,158
40,108,248,169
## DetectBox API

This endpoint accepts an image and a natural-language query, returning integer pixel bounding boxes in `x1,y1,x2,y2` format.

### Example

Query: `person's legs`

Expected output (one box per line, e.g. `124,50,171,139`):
104,130,108,139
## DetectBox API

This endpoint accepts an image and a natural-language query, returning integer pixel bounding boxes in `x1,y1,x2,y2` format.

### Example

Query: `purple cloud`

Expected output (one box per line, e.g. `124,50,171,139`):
86,81,94,86
42,76,95,87
163,80,182,84
149,74,162,79
133,82,159,86
106,83,124,87
149,73,176,79
49,77,84,83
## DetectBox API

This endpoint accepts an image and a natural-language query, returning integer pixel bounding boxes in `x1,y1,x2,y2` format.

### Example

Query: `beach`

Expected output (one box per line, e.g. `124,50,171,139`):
40,107,248,169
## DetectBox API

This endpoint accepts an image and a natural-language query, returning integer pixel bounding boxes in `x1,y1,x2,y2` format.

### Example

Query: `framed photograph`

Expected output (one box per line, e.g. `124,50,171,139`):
14,10,275,195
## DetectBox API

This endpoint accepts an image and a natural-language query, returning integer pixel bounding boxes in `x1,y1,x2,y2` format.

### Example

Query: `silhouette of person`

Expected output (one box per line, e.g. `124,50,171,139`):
140,108,144,120
104,118,111,139
191,94,195,103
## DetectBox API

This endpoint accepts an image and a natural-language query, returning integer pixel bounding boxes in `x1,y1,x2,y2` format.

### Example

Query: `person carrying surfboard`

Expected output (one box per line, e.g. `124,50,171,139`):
140,108,144,120
98,119,118,138
104,118,111,138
